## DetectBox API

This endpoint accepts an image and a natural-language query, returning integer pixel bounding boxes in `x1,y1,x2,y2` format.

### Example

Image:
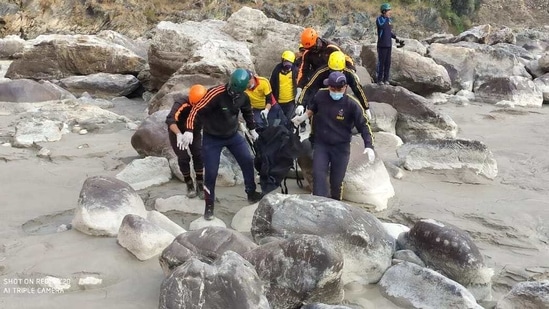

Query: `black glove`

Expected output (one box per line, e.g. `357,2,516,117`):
396,39,405,48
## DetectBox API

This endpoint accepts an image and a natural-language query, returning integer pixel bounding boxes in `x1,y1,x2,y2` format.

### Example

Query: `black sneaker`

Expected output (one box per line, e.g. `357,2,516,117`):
204,204,214,220
186,182,197,198
247,191,264,204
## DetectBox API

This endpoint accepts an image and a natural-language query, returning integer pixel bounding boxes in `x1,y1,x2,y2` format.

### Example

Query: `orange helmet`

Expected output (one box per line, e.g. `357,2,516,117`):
188,84,207,105
300,28,318,49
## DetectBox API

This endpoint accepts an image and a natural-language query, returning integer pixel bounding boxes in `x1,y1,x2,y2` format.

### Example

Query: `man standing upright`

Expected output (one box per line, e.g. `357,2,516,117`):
181,68,264,220
376,3,404,85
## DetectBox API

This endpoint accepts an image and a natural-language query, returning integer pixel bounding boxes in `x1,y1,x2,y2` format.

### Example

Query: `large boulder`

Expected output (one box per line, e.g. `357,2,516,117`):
379,262,482,309
450,24,492,44
341,135,395,211
428,42,531,92
58,73,140,98
159,226,258,276
485,27,517,46
115,156,172,190
427,43,477,92
0,35,25,59
534,73,549,103
496,280,549,309
398,219,494,301
158,251,270,309
475,76,544,107
0,79,76,102
539,53,549,73
369,102,398,134
96,30,150,61
117,214,175,261
6,34,146,80
72,176,148,237
242,234,344,309
397,139,498,182
130,110,173,157
251,194,395,284
148,20,253,90
363,84,458,142
13,119,68,148
222,7,302,77
361,44,451,95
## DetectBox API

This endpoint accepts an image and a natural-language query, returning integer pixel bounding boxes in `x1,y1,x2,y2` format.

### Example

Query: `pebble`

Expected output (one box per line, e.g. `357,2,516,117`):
79,129,88,135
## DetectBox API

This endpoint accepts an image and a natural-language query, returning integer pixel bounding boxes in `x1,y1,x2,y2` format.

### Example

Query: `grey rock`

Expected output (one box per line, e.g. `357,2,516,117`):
533,73,549,103
251,193,395,284
475,76,543,107
397,139,498,181
379,262,482,309
130,110,172,157
72,176,148,237
393,250,425,267
117,214,175,261
115,156,172,190
0,79,75,102
496,280,549,309
59,73,140,99
6,34,146,80
450,24,492,44
243,234,344,309
159,226,257,276
158,251,270,309
301,303,354,309
369,102,397,134
0,35,25,59
398,219,494,300
363,84,458,142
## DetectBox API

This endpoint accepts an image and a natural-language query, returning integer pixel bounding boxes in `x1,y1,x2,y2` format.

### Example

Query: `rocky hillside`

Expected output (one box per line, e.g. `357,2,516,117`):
0,0,548,41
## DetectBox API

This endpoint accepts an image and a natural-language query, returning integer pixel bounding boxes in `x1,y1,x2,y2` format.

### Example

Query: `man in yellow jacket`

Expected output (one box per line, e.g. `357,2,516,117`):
245,70,274,128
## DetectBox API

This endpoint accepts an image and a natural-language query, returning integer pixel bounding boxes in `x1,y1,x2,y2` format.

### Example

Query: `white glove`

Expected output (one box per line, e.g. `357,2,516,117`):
239,122,247,133
180,131,194,150
295,105,305,116
249,129,259,141
260,109,269,121
176,133,185,150
291,114,308,126
365,109,372,120
295,88,302,101
363,148,375,161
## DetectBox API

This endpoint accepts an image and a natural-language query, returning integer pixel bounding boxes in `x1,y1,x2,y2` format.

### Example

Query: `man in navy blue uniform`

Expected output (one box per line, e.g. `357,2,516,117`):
376,3,404,85
291,72,375,200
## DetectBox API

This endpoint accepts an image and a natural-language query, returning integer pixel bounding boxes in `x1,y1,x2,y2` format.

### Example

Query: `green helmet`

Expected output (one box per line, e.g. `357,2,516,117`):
380,3,391,12
229,68,251,93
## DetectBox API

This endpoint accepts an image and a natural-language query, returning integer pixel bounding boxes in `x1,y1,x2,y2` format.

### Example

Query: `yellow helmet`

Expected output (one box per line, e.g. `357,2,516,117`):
281,50,296,63
328,51,346,71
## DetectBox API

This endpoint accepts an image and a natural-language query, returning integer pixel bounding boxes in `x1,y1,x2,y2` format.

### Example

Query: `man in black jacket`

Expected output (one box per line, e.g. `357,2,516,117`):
165,84,207,199
295,51,371,120
270,50,298,122
182,68,264,220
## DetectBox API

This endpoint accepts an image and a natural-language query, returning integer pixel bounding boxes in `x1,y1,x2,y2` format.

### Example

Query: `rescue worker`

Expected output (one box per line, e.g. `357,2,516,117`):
269,50,298,122
245,70,274,128
297,27,353,97
180,68,264,220
291,71,375,200
165,84,207,199
376,3,404,85
294,44,306,73
295,51,371,120
293,44,307,133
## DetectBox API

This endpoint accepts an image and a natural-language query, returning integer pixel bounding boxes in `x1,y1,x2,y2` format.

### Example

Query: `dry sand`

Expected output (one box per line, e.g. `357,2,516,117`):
0,97,548,308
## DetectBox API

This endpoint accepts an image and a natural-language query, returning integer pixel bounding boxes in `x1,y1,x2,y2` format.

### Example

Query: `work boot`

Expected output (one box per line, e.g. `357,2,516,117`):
204,203,214,220
186,181,197,198
247,191,264,204
383,81,390,85
196,181,205,200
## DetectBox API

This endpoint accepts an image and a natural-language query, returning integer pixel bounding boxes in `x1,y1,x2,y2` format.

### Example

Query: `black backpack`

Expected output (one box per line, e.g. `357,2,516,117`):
253,120,301,195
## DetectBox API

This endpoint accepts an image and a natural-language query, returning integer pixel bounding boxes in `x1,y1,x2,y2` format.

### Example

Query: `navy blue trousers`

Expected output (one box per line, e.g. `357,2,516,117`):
202,132,256,206
376,47,392,83
279,101,296,121
312,142,350,200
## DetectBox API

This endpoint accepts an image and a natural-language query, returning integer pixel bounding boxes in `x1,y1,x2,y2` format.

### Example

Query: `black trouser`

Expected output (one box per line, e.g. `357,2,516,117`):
376,47,392,83
169,130,203,183
312,141,350,200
